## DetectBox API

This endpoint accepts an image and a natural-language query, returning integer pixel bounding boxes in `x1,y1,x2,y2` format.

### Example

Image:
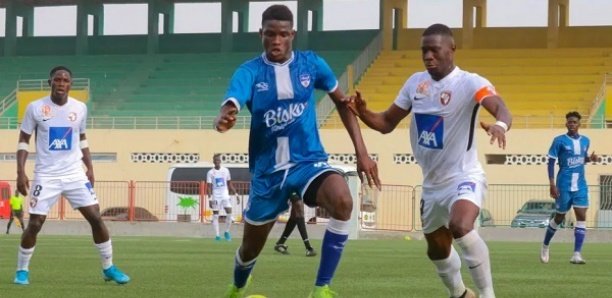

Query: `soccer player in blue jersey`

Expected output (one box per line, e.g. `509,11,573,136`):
541,111,598,265
215,5,380,298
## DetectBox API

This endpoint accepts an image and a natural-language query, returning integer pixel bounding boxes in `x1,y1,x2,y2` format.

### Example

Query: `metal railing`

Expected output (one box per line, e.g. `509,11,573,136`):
0,89,16,117
1,181,609,230
17,78,90,91
0,114,609,130
315,32,383,126
587,73,609,128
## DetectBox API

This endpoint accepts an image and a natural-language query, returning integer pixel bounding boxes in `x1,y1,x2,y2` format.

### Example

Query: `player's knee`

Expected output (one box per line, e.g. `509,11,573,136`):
26,219,44,234
328,194,353,220
448,220,473,238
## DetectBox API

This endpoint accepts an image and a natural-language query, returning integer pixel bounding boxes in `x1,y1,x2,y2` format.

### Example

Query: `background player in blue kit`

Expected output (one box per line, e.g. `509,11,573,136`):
214,5,380,298
541,111,598,265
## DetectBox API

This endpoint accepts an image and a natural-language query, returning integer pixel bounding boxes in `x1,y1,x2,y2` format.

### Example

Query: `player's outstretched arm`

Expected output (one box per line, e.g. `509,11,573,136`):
330,88,381,189
346,90,408,134
214,102,238,133
480,95,512,149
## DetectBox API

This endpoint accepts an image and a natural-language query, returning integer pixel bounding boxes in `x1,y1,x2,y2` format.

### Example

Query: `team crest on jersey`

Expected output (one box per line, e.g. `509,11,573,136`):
440,91,452,106
299,74,311,88
414,113,444,149
415,80,430,99
42,105,53,120
48,127,73,151
30,197,38,208
255,82,269,92
68,112,77,122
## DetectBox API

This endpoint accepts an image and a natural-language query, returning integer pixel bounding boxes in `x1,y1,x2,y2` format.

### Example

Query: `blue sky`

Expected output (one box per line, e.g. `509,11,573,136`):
0,0,611,36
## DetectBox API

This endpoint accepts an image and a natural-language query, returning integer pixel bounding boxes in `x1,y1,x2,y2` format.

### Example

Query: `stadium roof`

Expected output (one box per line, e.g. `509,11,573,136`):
0,0,289,8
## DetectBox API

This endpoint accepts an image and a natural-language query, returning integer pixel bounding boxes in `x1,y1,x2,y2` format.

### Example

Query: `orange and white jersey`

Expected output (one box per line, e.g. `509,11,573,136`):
394,67,497,188
20,96,88,178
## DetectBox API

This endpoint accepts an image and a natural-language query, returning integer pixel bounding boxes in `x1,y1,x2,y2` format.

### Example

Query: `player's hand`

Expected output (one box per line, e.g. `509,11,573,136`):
356,154,381,190
549,185,559,199
215,104,238,133
16,172,30,196
86,168,95,187
480,121,506,149
589,151,599,163
345,90,368,118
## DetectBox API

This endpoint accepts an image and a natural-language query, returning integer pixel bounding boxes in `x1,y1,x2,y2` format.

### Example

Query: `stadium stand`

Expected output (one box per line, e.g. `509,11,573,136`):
324,48,611,128
0,51,358,118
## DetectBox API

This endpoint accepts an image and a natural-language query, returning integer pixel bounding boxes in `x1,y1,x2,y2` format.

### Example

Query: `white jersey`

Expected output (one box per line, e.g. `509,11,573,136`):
206,167,232,200
20,96,88,178
394,67,497,188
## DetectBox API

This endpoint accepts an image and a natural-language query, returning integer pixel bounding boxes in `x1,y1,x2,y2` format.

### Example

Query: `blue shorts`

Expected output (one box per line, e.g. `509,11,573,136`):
244,161,341,225
556,189,589,213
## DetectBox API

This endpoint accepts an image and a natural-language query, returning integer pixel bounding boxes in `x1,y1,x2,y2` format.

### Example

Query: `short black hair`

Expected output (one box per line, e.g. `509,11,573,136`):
50,66,72,77
213,153,221,160
422,23,453,37
566,111,581,120
262,4,293,26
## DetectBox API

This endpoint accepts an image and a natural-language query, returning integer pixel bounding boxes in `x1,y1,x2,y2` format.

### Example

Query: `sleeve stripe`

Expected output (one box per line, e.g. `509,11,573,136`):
474,86,497,103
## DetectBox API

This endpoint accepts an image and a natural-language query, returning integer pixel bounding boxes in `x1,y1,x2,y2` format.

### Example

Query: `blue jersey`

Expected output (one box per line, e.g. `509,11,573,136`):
547,134,590,191
223,51,338,175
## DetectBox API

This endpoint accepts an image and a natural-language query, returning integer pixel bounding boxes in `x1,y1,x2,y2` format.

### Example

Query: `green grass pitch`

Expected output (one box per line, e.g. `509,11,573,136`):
1,235,610,297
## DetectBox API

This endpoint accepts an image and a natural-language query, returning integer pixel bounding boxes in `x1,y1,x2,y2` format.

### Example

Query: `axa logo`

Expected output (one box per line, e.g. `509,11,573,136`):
418,131,438,148
49,139,69,150
48,127,73,151
263,102,307,131
255,82,269,92
415,113,444,149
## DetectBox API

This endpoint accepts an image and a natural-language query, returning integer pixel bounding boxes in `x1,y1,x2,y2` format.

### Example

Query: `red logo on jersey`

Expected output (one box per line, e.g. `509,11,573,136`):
440,91,451,106
68,112,77,122
416,81,430,97
42,105,52,118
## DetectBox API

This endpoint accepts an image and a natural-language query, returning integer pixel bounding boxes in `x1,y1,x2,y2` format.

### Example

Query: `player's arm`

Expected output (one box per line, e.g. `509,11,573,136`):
348,90,409,134
329,88,381,189
227,179,238,196
16,131,32,196
215,66,252,133
206,171,213,196
480,93,512,149
80,133,95,186
546,140,560,199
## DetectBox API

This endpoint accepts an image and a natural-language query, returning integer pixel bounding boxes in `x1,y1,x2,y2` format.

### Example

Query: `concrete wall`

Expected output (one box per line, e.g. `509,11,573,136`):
1,128,610,187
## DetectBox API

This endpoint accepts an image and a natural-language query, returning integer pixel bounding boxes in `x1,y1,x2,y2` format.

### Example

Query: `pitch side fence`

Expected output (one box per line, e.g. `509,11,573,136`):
0,180,609,231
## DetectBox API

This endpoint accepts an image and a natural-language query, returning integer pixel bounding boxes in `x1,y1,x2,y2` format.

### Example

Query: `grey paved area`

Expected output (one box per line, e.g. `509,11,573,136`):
3,219,612,243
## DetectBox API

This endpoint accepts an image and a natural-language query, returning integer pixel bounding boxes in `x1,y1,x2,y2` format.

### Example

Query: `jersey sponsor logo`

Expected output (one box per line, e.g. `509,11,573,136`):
299,74,311,88
440,91,451,106
457,181,476,196
48,127,73,151
263,102,307,132
85,181,97,200
255,82,269,92
415,113,444,149
567,156,585,167
214,177,226,187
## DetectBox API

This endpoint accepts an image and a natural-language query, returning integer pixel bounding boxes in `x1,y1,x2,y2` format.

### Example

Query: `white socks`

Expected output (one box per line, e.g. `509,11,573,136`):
17,246,35,271
95,240,113,270
432,246,466,298
455,230,495,298
212,214,220,236
225,213,233,233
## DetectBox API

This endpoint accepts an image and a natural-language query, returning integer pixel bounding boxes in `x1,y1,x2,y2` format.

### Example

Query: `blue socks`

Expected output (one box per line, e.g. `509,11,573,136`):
315,218,349,286
543,220,558,246
233,249,256,288
574,221,586,253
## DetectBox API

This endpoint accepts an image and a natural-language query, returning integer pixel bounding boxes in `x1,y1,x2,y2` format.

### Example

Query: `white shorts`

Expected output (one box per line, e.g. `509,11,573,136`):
29,174,98,215
420,176,487,234
209,197,232,211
